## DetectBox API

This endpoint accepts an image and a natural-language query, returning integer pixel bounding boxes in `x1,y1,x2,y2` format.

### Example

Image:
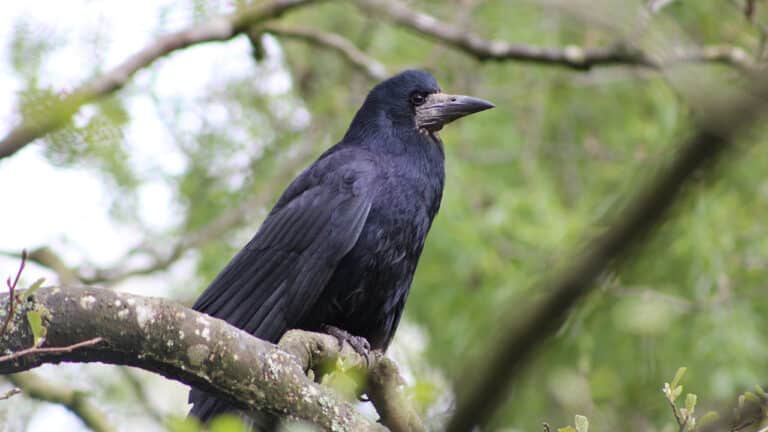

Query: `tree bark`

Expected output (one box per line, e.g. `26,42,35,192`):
0,285,386,430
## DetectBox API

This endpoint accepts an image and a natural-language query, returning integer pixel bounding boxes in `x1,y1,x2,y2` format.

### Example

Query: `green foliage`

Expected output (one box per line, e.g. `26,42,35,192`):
25,310,45,347
166,416,202,432
25,278,45,299
166,413,251,432
318,357,368,402
659,367,768,431
208,414,250,432
10,19,60,77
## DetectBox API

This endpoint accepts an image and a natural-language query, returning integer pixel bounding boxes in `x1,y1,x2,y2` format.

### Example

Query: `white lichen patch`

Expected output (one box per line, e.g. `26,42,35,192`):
175,311,186,320
187,344,210,367
265,351,291,381
126,298,136,306
301,382,319,402
135,305,152,329
114,300,122,307
79,296,96,310
117,309,129,319
178,330,185,340
194,315,212,341
167,339,174,348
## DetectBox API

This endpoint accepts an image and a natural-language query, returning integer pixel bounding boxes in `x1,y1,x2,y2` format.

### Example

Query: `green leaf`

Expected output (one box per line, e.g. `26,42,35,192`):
25,278,45,298
670,367,687,389
673,385,683,400
755,384,766,396
743,391,760,403
165,416,201,432
208,414,248,432
575,415,589,432
698,411,719,426
558,427,577,432
26,310,46,346
685,393,697,412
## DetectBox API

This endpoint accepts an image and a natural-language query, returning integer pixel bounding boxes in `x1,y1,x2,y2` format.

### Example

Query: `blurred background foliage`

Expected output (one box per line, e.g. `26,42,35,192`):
2,0,768,431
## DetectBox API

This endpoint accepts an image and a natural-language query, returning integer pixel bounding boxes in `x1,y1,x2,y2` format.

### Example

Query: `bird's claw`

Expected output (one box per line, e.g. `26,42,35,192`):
323,325,372,365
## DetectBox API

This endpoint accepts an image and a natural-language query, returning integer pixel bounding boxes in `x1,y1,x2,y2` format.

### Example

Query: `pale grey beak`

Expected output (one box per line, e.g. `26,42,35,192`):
415,92,494,132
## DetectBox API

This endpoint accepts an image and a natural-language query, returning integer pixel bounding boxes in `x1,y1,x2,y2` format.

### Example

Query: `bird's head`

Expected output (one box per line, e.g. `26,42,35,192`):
348,70,494,140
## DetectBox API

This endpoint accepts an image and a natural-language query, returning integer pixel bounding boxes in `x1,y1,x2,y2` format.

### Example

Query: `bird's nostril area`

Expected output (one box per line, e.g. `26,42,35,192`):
450,97,457,102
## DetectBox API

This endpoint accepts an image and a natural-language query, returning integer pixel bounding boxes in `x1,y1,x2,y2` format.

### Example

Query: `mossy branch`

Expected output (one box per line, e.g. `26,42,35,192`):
0,285,425,430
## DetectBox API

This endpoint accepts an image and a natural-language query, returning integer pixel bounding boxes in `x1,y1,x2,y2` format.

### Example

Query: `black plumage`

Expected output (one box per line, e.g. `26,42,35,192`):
188,70,493,423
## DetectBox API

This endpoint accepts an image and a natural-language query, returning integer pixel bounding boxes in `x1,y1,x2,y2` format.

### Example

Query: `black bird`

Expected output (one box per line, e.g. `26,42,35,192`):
188,70,493,424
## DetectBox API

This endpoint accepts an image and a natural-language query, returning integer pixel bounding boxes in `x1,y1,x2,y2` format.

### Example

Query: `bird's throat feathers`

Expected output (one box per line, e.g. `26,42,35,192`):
343,109,445,158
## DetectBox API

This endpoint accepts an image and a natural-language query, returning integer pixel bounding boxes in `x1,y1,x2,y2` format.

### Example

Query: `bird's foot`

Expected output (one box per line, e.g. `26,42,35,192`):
322,325,372,364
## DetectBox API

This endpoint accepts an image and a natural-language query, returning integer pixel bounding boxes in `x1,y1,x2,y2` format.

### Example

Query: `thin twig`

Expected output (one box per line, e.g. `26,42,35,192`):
0,250,27,338
0,387,21,401
261,24,388,80
0,337,103,364
666,396,687,432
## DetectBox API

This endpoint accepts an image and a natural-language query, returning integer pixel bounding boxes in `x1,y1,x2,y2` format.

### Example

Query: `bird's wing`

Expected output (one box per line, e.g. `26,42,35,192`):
191,155,378,341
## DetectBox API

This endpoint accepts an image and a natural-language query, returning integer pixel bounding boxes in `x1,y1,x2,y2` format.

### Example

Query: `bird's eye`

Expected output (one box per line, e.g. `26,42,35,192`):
410,92,427,106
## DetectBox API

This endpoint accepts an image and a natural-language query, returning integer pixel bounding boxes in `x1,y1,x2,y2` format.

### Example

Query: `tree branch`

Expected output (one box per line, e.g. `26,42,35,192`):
261,24,388,81
0,0,321,160
0,337,103,364
7,371,115,432
446,75,768,431
0,285,424,430
355,0,758,72
278,330,425,432
0,386,21,400
0,0,761,162
366,356,425,432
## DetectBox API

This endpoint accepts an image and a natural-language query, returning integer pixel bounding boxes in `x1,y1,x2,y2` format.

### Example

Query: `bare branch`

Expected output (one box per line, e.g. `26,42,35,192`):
0,337,103,364
446,76,768,431
0,285,405,430
356,0,759,72
357,0,652,69
261,24,388,80
367,356,426,432
7,372,114,432
0,386,21,401
0,0,322,160
1,250,26,339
